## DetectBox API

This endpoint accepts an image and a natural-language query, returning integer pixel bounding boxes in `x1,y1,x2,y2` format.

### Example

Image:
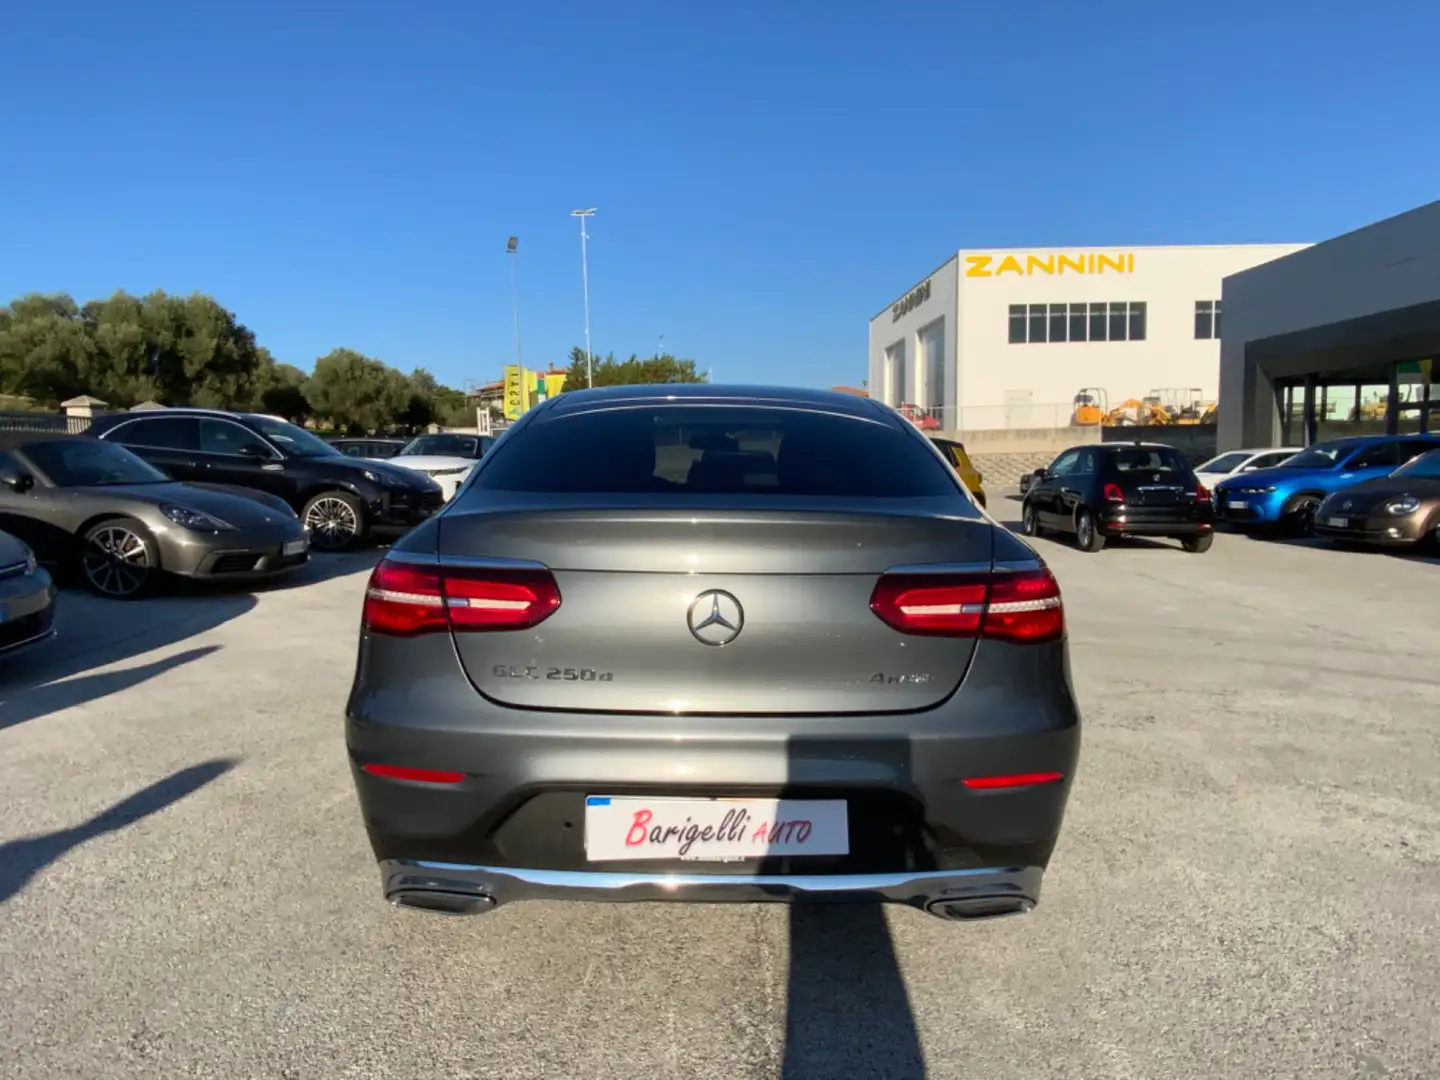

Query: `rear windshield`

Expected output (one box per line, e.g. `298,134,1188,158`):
1108,447,1193,474
471,406,960,497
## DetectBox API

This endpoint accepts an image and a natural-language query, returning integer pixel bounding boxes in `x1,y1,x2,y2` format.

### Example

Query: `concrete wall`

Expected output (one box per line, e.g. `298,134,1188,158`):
1218,200,1440,450
867,256,959,414
952,244,1306,428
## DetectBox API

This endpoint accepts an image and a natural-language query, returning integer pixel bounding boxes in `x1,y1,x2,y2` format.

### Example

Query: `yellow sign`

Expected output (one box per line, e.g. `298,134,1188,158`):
503,365,524,420
504,366,568,419
964,252,1135,278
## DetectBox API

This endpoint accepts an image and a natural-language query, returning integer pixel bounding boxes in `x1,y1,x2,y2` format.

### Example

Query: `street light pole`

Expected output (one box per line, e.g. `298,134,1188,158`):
506,236,522,370
571,208,597,388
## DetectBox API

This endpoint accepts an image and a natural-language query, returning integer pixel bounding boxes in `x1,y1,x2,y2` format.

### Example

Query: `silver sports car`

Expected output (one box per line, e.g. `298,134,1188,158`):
0,432,310,599
346,384,1082,923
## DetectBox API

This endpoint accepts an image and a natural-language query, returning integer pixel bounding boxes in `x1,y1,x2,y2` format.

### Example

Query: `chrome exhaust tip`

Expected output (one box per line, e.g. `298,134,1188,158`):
925,895,1033,921
390,889,496,916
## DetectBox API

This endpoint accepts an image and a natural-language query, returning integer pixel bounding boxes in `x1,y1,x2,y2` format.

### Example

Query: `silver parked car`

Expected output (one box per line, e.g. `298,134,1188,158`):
346,385,1082,922
0,433,310,599
0,528,56,657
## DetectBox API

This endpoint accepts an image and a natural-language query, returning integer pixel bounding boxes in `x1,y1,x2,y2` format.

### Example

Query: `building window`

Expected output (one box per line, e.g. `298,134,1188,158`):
1008,301,1147,343
1195,300,1222,339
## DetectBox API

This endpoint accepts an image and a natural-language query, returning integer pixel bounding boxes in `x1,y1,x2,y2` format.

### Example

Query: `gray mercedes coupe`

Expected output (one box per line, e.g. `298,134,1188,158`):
0,432,310,599
346,385,1082,923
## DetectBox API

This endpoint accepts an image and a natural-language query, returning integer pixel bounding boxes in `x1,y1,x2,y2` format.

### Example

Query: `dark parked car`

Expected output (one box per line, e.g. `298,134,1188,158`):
1021,441,1216,553
0,528,56,656
0,433,310,598
328,438,407,459
347,385,1081,922
1314,447,1440,552
89,409,444,551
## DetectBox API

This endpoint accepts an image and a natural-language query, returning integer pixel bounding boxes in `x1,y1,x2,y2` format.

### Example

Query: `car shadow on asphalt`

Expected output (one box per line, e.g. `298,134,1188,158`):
774,734,927,1079
0,758,236,905
0,590,255,730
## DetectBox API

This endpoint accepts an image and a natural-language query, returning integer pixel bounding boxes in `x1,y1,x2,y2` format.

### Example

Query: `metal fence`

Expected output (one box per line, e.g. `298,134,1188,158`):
0,411,90,434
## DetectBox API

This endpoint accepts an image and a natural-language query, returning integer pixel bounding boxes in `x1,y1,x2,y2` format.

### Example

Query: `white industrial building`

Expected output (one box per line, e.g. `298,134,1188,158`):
869,243,1309,431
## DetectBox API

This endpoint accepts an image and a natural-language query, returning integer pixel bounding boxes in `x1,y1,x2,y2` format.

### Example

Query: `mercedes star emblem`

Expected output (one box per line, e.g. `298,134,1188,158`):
686,590,745,647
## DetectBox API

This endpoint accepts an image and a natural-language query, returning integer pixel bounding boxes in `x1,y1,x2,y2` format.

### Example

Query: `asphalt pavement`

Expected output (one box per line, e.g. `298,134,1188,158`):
1,525,1437,1080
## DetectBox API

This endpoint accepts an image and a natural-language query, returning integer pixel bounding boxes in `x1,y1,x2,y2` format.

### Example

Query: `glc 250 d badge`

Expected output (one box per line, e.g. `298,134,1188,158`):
687,590,744,646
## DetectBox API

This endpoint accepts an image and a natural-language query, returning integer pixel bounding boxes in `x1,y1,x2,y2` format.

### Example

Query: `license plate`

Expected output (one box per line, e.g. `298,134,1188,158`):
1325,516,1348,529
282,539,307,556
1228,500,1248,510
584,796,849,862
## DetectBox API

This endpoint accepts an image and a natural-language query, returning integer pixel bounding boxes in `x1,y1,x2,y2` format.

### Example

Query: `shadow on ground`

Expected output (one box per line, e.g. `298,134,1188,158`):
783,904,925,1079
0,589,255,730
0,758,237,904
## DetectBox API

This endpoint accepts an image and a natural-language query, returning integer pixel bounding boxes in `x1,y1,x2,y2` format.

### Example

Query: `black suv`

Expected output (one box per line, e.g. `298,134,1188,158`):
88,409,444,551
1020,440,1216,553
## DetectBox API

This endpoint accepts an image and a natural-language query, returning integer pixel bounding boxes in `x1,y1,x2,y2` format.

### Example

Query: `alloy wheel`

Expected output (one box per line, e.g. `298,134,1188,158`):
83,525,153,598
305,496,360,550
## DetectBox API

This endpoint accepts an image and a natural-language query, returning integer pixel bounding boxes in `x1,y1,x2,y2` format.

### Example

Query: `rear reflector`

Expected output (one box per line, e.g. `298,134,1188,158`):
363,559,561,636
962,771,1065,790
869,567,1064,644
362,763,466,784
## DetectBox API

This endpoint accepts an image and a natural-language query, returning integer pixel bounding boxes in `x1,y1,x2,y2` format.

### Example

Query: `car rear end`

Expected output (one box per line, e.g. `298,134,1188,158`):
1096,445,1215,539
346,389,1081,921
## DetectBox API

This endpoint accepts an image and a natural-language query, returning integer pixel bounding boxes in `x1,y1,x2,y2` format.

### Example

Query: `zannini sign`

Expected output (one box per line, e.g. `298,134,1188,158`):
964,252,1135,278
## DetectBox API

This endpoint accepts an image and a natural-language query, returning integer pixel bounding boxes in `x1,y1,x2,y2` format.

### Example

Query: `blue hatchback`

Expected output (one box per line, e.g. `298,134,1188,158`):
1214,433,1440,532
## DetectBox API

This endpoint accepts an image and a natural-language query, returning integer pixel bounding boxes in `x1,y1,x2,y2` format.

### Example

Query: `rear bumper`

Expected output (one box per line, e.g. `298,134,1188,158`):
345,635,1082,910
381,860,1044,919
1098,506,1215,536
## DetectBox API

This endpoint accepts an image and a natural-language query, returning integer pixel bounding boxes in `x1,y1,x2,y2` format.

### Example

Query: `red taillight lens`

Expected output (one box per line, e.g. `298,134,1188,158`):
868,576,988,636
362,763,465,784
962,771,1064,790
1103,483,1125,503
362,559,562,636
1195,481,1210,500
869,568,1063,644
985,568,1065,643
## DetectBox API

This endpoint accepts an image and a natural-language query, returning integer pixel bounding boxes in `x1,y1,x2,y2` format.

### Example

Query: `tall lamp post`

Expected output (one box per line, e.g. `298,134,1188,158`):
571,208,597,387
506,236,522,370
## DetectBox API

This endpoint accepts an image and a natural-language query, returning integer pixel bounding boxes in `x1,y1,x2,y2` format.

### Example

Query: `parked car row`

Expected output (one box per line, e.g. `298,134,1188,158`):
0,408,508,609
328,432,496,500
1018,432,1440,556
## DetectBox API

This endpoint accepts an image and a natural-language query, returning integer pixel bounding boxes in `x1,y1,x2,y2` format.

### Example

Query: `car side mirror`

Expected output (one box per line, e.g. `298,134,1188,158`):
1,470,35,494
1239,465,1257,472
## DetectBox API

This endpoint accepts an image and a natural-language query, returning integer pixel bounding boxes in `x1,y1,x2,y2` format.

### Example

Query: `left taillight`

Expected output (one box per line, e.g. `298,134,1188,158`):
869,567,1064,644
362,558,562,637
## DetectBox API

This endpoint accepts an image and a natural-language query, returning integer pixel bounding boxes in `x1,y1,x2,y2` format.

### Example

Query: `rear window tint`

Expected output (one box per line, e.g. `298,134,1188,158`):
473,406,960,497
1107,447,1193,474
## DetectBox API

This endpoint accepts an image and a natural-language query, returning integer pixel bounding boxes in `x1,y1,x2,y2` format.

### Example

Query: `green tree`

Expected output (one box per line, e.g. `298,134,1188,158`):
558,346,707,391
303,348,411,433
0,293,100,404
260,360,312,421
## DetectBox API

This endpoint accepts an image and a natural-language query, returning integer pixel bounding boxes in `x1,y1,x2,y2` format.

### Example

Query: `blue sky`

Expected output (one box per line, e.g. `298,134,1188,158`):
3,1,1438,391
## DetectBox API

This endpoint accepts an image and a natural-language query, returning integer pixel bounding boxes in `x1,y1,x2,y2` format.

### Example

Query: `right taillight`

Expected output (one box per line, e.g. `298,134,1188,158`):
1103,482,1125,503
362,558,562,636
869,567,1064,644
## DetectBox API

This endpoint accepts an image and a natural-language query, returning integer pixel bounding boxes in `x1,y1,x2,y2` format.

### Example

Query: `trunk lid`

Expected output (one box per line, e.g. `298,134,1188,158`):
437,503,994,715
